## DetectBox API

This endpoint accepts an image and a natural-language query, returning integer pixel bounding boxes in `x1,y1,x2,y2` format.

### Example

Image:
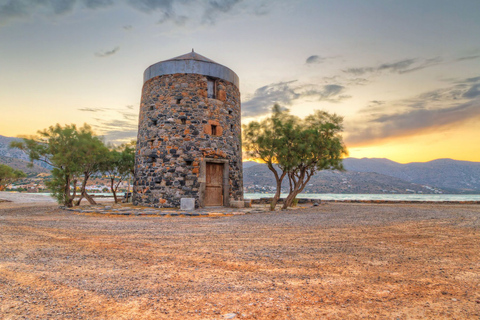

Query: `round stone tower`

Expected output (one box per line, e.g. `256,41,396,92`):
133,51,243,208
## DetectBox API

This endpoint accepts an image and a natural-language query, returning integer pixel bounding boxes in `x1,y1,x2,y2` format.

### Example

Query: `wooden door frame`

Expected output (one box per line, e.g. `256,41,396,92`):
199,159,229,208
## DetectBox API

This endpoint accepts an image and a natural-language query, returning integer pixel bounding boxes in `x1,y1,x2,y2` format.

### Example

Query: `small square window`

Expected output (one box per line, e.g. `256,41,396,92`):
176,98,182,104
230,124,234,131
181,118,186,125
149,105,154,111
228,110,233,115
185,160,193,166
211,125,217,136
152,119,158,126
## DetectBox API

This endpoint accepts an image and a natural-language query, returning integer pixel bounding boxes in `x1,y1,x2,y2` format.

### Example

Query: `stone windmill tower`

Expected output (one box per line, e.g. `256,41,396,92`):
133,50,243,208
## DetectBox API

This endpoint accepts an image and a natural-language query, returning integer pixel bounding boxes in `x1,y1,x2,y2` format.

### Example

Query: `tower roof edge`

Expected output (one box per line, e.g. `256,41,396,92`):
143,51,239,88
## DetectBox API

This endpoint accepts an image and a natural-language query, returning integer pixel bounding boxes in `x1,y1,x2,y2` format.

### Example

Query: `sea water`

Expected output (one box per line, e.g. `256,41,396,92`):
244,193,480,202
23,192,480,202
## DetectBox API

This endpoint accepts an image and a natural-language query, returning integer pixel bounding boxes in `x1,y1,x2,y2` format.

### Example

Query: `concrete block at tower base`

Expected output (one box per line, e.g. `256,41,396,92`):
230,200,244,208
244,200,252,208
181,198,195,210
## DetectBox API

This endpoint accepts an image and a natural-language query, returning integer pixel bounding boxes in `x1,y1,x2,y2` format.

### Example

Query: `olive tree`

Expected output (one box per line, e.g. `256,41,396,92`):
281,110,347,209
100,141,135,203
243,105,347,210
10,124,106,207
243,104,297,210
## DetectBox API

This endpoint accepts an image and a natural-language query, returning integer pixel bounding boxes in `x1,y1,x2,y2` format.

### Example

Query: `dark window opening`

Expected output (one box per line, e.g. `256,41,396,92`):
207,78,216,99
211,125,217,136
152,119,158,126
149,105,154,111
176,98,182,104
185,160,193,166
181,118,186,125
230,124,234,131
228,110,233,115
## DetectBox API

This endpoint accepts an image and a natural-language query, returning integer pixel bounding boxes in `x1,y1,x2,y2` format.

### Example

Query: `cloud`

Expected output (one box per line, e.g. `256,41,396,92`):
306,55,325,64
346,76,480,146
127,0,174,12
94,115,138,144
78,107,106,112
0,1,31,21
463,84,480,99
0,0,113,23
157,11,188,25
242,81,300,117
0,0,261,26
84,0,114,9
95,46,120,57
99,129,138,143
344,57,443,76
457,55,480,61
202,0,242,24
95,117,138,144
242,80,350,117
463,76,480,83
78,105,138,144
399,57,443,74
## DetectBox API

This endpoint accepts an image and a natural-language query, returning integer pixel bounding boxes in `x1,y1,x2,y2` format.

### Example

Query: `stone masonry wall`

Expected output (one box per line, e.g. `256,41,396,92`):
133,73,243,208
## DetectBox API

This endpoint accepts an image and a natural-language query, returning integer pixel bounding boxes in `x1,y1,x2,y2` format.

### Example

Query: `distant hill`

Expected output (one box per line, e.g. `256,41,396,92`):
344,158,480,193
0,155,50,177
0,135,51,170
243,162,445,194
242,161,260,169
0,135,29,160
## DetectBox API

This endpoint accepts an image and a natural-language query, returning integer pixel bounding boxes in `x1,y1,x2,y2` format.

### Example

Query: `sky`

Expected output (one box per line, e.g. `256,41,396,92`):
0,0,479,163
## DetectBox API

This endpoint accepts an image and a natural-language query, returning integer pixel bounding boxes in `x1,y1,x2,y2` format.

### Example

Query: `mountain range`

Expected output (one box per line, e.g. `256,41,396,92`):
0,135,51,176
243,157,480,194
1,134,479,193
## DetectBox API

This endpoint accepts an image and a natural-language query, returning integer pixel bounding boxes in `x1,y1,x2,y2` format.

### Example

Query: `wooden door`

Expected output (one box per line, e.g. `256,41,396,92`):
205,163,223,206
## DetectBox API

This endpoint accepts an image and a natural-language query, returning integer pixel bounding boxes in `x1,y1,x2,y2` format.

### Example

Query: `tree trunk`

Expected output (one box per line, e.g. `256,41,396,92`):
76,172,97,206
282,185,300,209
84,191,97,205
282,170,313,209
70,179,77,207
64,174,73,207
270,175,284,211
267,163,286,211
110,177,118,203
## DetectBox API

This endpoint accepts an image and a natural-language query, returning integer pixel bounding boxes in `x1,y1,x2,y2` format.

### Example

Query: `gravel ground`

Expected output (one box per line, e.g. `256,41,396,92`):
0,200,479,319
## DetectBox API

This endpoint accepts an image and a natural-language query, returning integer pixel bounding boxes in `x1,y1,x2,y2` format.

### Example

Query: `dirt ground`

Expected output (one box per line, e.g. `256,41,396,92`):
0,200,479,319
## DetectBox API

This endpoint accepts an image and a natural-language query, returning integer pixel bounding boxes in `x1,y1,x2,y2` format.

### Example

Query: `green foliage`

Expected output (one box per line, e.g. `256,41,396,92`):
243,105,347,210
0,164,27,190
100,141,136,203
74,127,109,206
46,168,72,205
10,124,107,207
243,104,294,210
